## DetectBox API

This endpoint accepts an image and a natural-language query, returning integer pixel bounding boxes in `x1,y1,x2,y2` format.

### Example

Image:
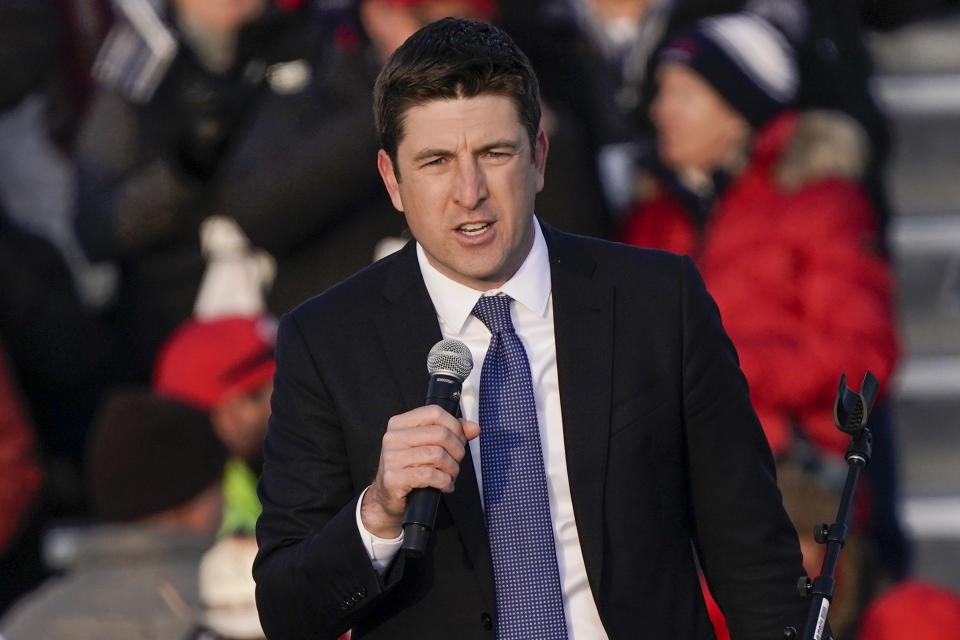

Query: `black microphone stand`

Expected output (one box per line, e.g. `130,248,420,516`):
783,371,879,640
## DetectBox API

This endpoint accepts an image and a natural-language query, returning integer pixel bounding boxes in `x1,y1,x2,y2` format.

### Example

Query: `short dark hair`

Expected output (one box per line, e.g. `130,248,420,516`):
373,18,541,169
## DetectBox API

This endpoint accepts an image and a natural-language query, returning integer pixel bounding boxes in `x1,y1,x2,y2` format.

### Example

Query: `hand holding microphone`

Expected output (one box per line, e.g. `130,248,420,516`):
359,340,476,556
402,339,474,555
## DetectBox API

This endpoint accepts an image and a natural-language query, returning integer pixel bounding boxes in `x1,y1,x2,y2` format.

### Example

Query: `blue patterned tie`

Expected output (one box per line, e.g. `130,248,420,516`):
472,294,568,639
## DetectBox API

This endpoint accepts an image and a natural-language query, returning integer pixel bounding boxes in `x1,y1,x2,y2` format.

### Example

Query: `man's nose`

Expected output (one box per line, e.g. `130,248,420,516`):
453,159,488,209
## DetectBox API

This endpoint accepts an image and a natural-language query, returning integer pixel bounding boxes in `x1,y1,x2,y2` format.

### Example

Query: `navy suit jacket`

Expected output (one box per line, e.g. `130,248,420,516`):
254,223,810,639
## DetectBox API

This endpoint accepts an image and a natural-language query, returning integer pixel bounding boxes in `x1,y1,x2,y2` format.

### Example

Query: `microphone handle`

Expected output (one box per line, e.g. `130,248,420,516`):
402,372,463,557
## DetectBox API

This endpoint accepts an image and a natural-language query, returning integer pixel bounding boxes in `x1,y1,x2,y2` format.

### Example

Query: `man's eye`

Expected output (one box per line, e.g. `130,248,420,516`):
424,157,445,167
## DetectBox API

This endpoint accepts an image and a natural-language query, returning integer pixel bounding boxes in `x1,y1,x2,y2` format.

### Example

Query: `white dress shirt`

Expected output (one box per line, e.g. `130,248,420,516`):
357,220,608,638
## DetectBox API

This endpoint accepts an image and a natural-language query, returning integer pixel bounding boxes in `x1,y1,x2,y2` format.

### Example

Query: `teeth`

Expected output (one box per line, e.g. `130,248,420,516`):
458,223,489,236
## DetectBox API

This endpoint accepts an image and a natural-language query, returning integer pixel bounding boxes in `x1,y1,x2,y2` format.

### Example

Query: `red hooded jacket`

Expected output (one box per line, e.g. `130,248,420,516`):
622,112,899,456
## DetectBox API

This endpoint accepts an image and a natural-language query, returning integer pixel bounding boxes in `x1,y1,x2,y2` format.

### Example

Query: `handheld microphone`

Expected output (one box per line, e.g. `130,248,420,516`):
402,339,473,557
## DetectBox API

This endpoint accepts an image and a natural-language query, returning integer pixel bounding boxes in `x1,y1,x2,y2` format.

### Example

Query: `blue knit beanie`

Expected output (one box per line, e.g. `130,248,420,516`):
658,13,798,128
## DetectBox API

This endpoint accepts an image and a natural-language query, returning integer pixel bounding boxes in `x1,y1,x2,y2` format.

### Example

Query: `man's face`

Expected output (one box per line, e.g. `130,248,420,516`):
212,383,272,465
650,64,748,173
377,95,548,291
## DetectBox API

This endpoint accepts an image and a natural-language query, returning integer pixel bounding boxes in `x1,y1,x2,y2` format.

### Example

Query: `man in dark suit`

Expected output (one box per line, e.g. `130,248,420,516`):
254,17,814,640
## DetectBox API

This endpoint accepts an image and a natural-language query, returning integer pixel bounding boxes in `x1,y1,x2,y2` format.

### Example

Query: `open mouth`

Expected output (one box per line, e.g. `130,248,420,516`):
457,222,491,237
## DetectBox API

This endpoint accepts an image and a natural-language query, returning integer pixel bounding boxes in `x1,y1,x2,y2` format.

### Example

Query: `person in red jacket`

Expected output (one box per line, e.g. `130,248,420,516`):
621,11,906,582
622,12,898,458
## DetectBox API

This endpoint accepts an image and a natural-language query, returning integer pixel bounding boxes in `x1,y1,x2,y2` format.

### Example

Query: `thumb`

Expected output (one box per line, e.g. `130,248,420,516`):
461,419,481,442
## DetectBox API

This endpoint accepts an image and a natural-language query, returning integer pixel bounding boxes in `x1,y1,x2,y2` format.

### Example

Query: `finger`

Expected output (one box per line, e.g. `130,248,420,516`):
382,465,457,495
381,441,464,480
408,444,463,476
382,423,467,456
460,419,481,441
388,405,465,439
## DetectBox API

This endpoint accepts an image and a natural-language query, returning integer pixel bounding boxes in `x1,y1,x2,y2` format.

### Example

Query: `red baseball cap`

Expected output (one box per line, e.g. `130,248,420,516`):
154,315,277,412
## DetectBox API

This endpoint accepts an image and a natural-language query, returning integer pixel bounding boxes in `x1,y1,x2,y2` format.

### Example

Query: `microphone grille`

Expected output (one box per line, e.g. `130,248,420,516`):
427,339,473,380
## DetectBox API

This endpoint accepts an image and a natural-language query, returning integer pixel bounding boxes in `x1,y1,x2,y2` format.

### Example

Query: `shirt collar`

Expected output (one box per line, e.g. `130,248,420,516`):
416,218,551,333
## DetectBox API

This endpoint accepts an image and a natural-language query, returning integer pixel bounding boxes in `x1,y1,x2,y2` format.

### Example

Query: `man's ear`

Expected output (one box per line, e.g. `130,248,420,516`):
534,128,549,193
377,149,404,212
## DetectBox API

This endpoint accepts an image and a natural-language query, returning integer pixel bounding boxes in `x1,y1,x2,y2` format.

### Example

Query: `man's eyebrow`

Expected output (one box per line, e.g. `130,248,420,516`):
478,140,523,153
411,139,524,163
412,148,454,162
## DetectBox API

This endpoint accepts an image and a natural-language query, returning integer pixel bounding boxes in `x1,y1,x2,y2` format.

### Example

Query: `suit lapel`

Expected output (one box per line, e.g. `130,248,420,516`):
372,242,495,610
544,225,614,597
373,243,442,411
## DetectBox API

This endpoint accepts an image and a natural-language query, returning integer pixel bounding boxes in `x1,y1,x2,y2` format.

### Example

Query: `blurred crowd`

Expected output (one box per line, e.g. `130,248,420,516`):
1,0,959,638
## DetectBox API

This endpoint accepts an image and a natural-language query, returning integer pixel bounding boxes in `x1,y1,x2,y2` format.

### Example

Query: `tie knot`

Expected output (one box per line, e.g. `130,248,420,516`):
472,295,515,335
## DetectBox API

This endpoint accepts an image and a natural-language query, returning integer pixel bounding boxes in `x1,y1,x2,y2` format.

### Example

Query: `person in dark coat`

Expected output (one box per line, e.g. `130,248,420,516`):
73,0,406,383
0,391,227,640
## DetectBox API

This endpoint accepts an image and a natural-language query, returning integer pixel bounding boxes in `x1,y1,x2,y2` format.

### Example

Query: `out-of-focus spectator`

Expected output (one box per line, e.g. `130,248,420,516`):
0,339,46,616
212,1,407,308
154,314,276,536
0,202,119,520
0,391,227,640
74,0,403,384
556,0,903,242
623,11,898,459
0,0,116,308
1,0,118,533
621,11,904,581
750,0,892,249
0,32,121,590
564,0,705,144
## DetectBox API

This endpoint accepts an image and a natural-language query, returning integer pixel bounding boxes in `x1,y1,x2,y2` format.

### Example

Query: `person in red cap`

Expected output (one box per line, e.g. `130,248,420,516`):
154,314,277,536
